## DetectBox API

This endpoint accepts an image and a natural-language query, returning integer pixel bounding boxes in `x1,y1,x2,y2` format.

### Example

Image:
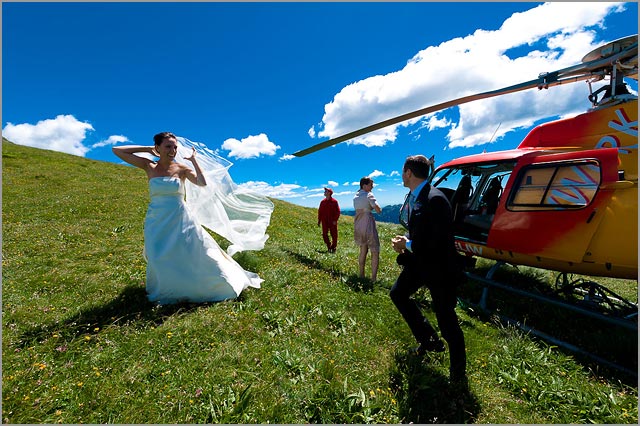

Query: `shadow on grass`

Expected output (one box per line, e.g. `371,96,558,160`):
341,274,375,292
284,249,376,293
18,285,239,346
390,350,480,424
285,249,342,278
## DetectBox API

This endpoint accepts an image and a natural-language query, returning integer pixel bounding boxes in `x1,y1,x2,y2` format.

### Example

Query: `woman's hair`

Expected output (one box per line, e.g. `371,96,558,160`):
153,132,177,147
403,155,431,179
359,177,373,189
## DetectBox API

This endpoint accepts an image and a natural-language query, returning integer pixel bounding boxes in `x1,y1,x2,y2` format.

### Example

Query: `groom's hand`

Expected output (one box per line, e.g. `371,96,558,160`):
391,235,408,253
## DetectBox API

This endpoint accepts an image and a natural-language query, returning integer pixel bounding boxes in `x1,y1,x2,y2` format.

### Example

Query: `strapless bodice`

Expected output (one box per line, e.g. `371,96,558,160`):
149,177,185,198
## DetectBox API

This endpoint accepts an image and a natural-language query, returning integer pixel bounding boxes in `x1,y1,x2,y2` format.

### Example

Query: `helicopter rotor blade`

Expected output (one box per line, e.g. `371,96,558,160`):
292,74,581,157
293,36,637,158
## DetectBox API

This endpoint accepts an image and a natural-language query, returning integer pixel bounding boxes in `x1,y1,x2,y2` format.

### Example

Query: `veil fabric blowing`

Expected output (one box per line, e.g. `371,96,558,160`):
174,136,274,256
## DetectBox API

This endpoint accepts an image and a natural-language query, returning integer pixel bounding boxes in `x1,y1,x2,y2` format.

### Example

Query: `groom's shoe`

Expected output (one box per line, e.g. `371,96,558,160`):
414,338,445,356
450,370,468,389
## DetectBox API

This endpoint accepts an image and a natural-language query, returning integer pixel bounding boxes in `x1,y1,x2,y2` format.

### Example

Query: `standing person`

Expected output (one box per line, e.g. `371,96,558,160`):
317,187,341,253
112,132,272,304
353,177,382,281
391,155,466,382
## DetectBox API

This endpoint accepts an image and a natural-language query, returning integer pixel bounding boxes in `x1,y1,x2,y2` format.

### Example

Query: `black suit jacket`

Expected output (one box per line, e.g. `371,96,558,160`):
397,184,462,285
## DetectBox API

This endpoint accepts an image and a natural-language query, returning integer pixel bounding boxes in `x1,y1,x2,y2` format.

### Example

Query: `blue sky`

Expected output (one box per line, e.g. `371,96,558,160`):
3,2,638,208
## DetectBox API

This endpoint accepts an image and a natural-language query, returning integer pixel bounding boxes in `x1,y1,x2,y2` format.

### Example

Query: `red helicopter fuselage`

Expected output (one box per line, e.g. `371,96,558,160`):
431,98,638,279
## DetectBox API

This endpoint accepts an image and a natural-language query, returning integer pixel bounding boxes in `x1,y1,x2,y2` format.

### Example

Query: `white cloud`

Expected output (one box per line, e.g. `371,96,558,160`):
309,188,353,199
235,182,360,203
279,154,295,161
368,169,384,178
389,170,400,177
91,134,130,149
327,180,339,187
221,133,281,159
2,114,94,156
422,115,451,132
308,126,316,138
237,181,302,198
310,2,626,150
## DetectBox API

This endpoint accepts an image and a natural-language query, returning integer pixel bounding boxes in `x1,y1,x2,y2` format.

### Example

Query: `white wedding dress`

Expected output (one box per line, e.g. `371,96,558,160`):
142,137,273,305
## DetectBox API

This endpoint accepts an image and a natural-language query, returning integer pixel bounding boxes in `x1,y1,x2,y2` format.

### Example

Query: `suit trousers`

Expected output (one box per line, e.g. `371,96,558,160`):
390,265,466,376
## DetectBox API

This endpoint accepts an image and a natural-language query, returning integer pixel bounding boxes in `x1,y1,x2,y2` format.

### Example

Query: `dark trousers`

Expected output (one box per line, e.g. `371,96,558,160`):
390,266,466,376
321,223,338,250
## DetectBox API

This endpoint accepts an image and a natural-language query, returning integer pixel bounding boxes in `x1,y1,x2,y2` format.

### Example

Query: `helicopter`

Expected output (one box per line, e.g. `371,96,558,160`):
294,35,638,323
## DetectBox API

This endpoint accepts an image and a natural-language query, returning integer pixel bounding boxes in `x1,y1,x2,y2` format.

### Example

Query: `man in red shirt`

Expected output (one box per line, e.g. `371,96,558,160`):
318,187,341,253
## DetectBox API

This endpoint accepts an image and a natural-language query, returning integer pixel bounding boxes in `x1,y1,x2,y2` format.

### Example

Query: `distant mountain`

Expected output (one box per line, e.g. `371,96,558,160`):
341,204,402,224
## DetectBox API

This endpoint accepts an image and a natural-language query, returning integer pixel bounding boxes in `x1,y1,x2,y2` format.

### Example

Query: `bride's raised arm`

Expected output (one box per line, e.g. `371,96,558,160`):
183,147,207,187
112,145,157,170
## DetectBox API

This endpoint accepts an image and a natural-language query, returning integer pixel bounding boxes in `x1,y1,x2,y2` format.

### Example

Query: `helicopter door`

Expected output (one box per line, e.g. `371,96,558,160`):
487,148,621,263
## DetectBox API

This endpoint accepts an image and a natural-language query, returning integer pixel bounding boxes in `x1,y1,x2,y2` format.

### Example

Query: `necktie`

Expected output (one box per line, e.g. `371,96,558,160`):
399,193,413,229
408,193,416,214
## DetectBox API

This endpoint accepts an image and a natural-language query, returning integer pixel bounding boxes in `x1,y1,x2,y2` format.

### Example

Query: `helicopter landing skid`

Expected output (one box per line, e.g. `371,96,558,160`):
553,273,638,321
460,266,638,378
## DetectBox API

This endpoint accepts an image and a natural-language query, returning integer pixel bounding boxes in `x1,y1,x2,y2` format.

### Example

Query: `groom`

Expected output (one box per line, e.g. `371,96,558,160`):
391,155,467,382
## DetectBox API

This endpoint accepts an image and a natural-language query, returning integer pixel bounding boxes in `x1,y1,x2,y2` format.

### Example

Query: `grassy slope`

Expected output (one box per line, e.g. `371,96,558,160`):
2,139,637,424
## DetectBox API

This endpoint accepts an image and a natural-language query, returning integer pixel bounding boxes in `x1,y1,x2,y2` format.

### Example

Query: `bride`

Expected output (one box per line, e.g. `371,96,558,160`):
113,132,273,304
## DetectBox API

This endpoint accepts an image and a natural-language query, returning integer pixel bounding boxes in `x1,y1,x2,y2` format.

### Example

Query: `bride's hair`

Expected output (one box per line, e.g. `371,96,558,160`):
153,132,178,146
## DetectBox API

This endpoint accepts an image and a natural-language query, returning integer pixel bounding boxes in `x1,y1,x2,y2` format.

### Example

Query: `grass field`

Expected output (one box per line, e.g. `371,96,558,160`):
2,139,638,423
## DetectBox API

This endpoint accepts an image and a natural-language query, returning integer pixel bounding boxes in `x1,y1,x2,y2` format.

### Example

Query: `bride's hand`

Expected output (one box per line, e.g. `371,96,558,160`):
185,147,197,162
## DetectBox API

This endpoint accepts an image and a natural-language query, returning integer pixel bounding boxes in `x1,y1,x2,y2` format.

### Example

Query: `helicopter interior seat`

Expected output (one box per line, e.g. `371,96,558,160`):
450,175,473,223
481,176,502,215
463,176,502,232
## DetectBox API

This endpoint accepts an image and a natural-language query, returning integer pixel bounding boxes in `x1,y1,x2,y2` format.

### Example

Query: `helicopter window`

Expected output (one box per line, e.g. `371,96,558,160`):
432,168,481,202
509,161,601,210
431,168,459,190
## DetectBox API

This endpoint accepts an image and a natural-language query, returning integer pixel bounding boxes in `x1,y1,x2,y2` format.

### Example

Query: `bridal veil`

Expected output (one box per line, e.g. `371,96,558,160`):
174,136,274,255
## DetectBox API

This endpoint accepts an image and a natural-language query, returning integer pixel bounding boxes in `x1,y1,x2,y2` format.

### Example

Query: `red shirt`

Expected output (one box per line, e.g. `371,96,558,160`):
318,197,341,225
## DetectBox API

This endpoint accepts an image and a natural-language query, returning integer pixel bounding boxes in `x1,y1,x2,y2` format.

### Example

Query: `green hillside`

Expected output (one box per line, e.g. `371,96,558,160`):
2,139,637,423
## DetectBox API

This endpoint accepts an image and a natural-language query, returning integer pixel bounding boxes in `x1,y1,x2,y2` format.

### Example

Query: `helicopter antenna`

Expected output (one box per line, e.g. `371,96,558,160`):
478,122,502,153
488,122,502,144
485,121,502,153
294,35,637,157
